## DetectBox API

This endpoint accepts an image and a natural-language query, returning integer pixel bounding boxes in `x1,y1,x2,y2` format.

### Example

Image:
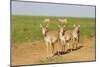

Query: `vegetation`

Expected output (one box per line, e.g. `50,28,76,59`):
12,15,95,43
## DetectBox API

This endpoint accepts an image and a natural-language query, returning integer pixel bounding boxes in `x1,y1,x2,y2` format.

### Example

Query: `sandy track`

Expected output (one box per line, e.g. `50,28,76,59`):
12,37,95,66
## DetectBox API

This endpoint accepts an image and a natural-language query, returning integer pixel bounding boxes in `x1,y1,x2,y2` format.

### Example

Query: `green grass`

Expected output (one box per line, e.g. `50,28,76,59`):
12,15,95,43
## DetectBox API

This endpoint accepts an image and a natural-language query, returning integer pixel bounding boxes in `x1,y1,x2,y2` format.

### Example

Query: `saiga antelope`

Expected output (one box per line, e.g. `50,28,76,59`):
58,25,72,53
72,24,80,49
58,18,67,25
40,24,59,58
44,18,50,23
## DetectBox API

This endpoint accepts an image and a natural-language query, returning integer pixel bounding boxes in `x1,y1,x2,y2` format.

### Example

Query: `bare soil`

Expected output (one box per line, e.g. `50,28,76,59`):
12,37,95,66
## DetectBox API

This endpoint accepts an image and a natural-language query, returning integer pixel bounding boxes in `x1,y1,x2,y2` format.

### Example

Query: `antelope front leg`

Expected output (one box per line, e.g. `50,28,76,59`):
67,42,70,51
49,42,53,58
63,45,66,53
62,44,64,53
72,38,75,50
70,41,73,52
61,41,63,53
75,40,78,49
46,42,49,59
52,43,54,57
57,44,60,55
76,37,79,49
62,45,63,53
63,41,66,53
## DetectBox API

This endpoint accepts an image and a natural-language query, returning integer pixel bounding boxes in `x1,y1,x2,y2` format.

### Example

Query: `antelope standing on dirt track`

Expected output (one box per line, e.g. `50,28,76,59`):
58,24,72,53
72,24,80,49
40,23,59,58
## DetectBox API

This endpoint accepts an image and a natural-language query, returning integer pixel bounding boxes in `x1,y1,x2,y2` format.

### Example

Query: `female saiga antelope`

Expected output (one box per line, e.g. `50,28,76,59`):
40,24,59,58
58,18,67,25
72,24,80,50
59,25,72,53
44,18,50,23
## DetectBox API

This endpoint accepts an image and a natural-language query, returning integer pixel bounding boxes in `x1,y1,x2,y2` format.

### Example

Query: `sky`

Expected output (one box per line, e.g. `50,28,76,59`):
12,1,95,17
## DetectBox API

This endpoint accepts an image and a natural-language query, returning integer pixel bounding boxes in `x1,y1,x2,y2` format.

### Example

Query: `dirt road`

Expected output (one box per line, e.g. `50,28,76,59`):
12,37,95,66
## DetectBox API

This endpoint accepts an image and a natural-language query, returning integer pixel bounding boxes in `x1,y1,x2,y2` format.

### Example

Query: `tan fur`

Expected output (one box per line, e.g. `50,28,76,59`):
40,24,59,58
72,24,80,49
59,25,72,52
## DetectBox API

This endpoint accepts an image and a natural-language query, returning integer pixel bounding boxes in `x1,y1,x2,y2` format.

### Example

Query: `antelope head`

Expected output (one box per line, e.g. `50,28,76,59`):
73,24,80,33
58,24,65,36
40,24,48,36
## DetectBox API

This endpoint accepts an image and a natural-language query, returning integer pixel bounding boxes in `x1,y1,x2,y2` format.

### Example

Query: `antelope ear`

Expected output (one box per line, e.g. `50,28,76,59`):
40,24,42,28
73,24,76,27
78,25,80,27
